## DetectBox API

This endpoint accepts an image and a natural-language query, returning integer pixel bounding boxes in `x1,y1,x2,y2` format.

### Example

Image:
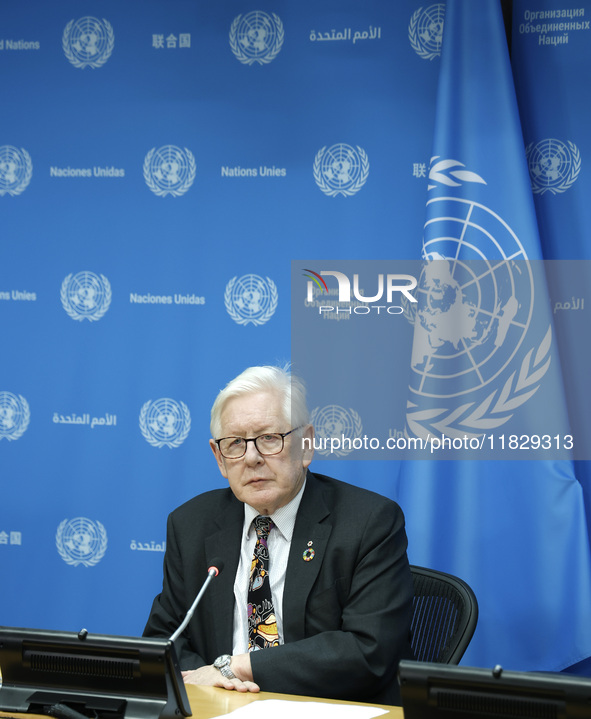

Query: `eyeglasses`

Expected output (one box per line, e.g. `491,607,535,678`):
215,428,301,459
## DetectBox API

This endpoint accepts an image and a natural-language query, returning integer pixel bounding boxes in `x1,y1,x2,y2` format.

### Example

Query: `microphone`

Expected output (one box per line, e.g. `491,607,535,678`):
170,558,224,643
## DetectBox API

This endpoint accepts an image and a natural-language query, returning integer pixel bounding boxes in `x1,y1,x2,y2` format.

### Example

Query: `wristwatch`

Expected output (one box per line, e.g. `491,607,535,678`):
213,654,236,679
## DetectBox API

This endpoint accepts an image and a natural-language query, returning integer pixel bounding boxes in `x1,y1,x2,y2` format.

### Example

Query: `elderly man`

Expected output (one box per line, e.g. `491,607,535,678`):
144,365,414,705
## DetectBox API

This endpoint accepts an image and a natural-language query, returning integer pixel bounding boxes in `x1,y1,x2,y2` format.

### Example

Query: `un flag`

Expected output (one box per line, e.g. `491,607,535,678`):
397,0,591,673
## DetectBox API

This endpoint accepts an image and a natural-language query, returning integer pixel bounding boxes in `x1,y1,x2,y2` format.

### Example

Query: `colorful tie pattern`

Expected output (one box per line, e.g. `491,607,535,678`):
247,515,279,650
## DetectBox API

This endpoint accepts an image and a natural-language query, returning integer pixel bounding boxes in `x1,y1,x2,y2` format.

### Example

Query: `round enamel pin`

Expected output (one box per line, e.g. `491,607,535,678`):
303,547,315,561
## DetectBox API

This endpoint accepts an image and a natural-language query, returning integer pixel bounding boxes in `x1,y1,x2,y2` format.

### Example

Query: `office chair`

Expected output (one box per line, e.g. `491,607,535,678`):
409,565,479,664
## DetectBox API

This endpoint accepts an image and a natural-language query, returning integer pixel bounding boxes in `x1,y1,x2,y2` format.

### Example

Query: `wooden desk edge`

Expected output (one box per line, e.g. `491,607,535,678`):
185,684,404,718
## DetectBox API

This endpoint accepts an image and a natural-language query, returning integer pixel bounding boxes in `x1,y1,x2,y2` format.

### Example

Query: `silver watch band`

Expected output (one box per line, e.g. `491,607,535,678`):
219,664,236,679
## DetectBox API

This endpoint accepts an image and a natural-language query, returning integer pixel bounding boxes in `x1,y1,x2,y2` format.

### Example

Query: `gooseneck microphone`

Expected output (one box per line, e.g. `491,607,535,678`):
170,558,224,642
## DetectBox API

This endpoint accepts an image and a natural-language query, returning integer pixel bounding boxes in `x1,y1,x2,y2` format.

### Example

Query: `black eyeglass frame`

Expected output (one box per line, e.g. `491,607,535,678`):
215,426,303,459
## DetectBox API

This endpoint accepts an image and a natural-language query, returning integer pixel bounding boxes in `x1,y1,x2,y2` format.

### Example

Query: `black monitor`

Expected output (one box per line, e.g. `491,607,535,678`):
399,659,591,719
0,626,191,719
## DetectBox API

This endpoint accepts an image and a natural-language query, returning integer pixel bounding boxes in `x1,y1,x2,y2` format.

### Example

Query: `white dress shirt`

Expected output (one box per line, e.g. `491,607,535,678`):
232,480,306,655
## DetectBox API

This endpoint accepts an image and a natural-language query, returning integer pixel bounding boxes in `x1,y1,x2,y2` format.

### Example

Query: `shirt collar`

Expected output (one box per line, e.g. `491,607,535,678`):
243,478,307,542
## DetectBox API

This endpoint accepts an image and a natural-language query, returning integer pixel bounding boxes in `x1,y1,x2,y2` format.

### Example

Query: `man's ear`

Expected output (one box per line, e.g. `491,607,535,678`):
209,438,228,479
302,424,315,468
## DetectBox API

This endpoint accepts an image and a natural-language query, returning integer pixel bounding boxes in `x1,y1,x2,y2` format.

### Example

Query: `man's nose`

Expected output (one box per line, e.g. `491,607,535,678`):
243,439,264,464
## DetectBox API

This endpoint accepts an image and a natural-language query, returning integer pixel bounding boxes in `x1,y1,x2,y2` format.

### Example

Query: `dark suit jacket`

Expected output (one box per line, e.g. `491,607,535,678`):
143,471,414,705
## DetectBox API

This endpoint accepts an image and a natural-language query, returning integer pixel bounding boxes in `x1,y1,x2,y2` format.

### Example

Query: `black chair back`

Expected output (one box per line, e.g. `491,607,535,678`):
409,565,478,664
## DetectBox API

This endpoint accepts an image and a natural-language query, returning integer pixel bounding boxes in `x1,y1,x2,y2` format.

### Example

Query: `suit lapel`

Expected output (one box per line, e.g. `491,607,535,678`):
204,493,244,654
282,475,332,642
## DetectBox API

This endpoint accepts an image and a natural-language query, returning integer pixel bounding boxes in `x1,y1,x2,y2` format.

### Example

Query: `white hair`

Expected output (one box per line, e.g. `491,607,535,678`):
210,365,310,439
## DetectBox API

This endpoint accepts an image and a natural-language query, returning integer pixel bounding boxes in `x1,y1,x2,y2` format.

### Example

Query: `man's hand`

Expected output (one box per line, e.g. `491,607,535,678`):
182,654,259,693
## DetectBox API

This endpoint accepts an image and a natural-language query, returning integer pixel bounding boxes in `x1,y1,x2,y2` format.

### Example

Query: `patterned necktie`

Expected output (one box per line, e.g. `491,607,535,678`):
247,515,279,650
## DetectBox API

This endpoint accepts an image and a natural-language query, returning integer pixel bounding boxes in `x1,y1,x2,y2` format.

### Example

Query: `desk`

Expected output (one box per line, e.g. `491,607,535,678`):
184,685,404,718
1,687,403,719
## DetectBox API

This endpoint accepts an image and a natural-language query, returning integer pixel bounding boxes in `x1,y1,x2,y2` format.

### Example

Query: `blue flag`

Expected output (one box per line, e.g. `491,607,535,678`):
396,0,591,671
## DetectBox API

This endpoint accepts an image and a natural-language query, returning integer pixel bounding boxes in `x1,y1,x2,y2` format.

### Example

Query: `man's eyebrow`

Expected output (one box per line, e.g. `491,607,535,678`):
227,428,277,437
222,424,281,437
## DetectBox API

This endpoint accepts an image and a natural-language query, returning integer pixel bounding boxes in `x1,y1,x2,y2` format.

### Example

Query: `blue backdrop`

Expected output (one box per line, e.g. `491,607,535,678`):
2,0,591,676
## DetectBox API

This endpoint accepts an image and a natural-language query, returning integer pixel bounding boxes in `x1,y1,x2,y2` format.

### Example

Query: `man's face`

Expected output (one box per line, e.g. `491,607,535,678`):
209,390,314,515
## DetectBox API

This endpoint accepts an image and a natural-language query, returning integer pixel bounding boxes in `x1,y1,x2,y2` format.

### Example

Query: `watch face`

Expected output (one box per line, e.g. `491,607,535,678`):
215,654,230,668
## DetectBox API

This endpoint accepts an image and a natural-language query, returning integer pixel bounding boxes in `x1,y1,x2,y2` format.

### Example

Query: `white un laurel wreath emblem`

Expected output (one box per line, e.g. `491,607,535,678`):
61,272,112,322
408,4,445,60
62,17,114,69
400,158,552,440
56,518,108,567
0,146,33,197
143,146,196,197
224,275,278,326
526,139,581,195
0,392,30,441
311,405,363,458
139,398,191,448
229,11,284,65
314,144,369,197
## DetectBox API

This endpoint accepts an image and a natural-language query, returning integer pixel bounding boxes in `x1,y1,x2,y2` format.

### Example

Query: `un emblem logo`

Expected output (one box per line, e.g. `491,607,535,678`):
143,146,196,197
0,392,30,441
0,146,33,197
56,518,107,567
409,4,445,60
63,17,114,69
61,271,112,321
310,405,362,457
314,144,369,197
406,197,551,440
225,274,278,326
229,11,284,65
526,139,581,195
139,398,191,448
